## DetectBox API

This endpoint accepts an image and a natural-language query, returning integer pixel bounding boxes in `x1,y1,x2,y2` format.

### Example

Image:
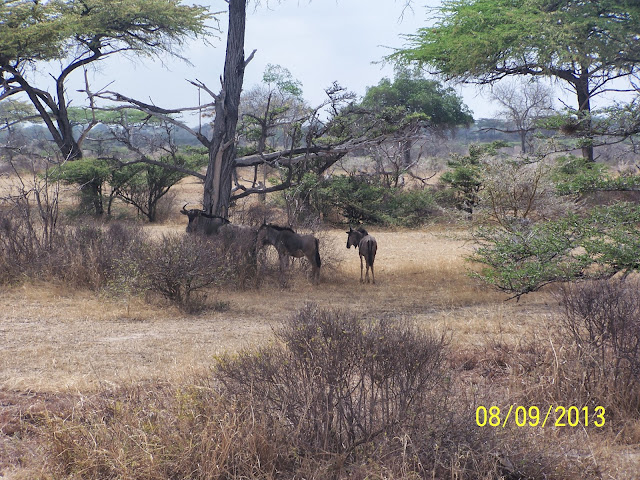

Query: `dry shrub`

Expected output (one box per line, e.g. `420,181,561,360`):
231,201,279,227
0,199,257,307
216,224,260,289
0,211,46,282
480,155,570,226
134,229,260,311
554,278,640,416
136,233,231,312
0,213,145,289
217,304,449,456
215,305,515,478
51,222,145,289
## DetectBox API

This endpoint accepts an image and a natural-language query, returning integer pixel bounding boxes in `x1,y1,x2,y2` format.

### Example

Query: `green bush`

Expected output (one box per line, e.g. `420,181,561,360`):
471,203,640,298
552,155,640,196
295,174,438,226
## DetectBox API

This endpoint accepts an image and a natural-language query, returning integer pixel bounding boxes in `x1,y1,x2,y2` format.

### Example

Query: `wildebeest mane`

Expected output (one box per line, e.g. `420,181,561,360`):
264,223,295,233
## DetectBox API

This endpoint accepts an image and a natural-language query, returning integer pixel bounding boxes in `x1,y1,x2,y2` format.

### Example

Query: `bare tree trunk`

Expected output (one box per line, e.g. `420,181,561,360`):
575,73,594,162
202,0,247,217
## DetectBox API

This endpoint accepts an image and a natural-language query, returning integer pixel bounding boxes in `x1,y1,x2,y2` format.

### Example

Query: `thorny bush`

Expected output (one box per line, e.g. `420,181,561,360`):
216,304,449,455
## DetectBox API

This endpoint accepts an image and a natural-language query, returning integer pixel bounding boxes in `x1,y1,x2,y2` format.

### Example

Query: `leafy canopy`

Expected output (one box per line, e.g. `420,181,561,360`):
361,68,473,129
0,0,211,67
391,0,640,90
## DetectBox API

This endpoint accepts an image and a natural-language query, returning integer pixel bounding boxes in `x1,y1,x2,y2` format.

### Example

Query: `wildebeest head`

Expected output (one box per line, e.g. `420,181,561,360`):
346,226,367,249
180,204,228,235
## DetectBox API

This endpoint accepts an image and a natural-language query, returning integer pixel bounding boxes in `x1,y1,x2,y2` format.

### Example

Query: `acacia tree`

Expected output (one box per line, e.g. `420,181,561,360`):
0,99,39,134
0,0,210,161
100,0,254,218
99,3,419,219
0,0,210,213
391,0,640,162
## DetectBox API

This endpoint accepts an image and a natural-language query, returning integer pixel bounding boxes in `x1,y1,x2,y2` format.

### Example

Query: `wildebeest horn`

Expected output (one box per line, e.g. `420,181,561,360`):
180,203,190,215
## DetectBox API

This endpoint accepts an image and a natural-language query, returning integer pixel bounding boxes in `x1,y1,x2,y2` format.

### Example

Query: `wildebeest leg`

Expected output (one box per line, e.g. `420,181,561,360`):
279,254,288,287
370,263,375,284
360,253,364,283
305,253,319,284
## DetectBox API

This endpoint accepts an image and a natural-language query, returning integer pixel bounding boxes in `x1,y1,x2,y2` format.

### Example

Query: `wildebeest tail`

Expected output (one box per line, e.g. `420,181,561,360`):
367,239,375,266
315,238,321,268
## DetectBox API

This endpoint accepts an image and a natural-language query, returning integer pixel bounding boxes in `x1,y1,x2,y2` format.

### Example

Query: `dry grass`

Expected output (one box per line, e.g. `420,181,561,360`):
0,224,552,393
1,219,640,478
0,223,536,393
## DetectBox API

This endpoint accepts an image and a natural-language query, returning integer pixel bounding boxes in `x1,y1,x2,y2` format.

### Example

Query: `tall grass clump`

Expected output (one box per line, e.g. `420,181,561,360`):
52,221,146,289
0,211,145,289
44,382,291,480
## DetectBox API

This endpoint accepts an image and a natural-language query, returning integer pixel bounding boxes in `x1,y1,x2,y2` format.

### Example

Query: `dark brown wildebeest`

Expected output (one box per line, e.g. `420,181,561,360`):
180,204,228,234
346,226,377,284
257,223,321,285
181,205,259,285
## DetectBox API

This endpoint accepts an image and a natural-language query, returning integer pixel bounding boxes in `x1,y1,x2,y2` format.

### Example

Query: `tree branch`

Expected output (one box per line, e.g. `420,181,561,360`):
96,90,212,147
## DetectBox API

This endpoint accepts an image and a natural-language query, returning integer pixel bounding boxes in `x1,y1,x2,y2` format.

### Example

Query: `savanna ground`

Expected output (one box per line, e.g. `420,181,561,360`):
2,177,640,479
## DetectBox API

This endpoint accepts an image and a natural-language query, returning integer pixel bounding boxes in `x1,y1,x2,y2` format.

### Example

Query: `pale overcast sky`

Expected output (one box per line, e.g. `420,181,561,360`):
67,0,501,122
63,0,634,124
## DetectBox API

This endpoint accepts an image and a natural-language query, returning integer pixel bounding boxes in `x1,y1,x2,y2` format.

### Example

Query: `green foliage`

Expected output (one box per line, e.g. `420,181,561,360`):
390,0,640,161
262,63,303,98
552,155,609,195
0,1,68,61
66,107,155,127
361,68,473,130
297,174,437,226
50,149,207,221
472,203,640,298
238,64,307,157
49,157,113,214
112,150,208,222
49,157,112,186
0,0,211,64
552,155,640,196
0,99,39,127
391,0,640,84
0,0,212,163
440,142,507,214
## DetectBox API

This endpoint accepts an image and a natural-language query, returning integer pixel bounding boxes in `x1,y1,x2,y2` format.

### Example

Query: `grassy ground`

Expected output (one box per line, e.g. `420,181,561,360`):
1,222,639,478
0,226,531,392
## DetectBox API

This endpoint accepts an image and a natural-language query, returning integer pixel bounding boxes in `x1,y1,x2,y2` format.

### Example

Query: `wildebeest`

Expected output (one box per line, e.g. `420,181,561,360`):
180,204,228,234
257,223,321,285
346,226,377,284
181,204,259,285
